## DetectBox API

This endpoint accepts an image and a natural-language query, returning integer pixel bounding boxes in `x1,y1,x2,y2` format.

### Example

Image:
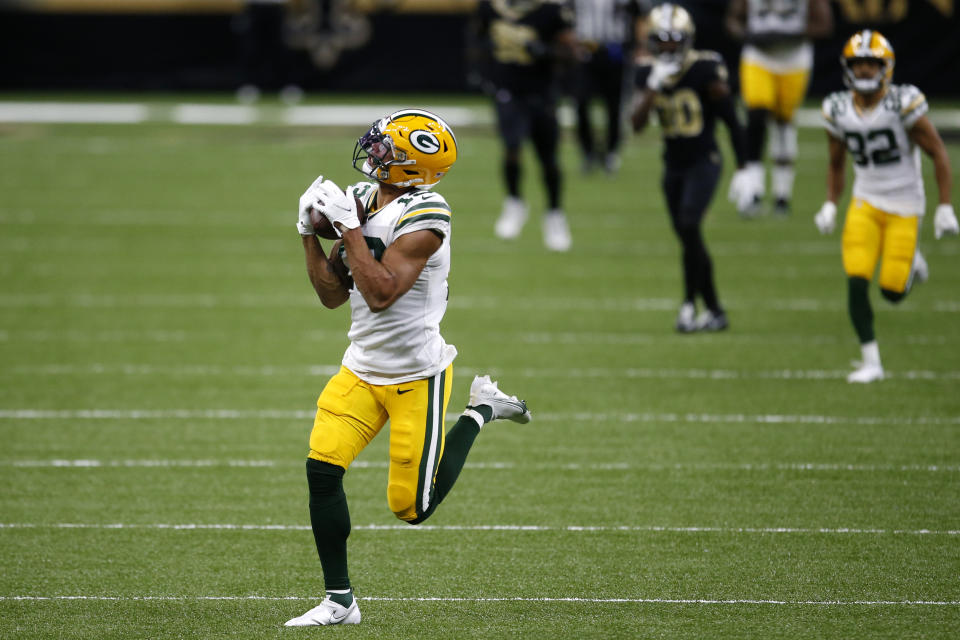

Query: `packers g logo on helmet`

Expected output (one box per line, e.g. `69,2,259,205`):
352,109,458,189
410,130,441,155
841,30,895,94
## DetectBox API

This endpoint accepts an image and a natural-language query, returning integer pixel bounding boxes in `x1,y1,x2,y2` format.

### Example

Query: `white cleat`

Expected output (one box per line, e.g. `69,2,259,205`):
495,197,528,240
911,249,929,285
469,375,532,423
284,596,361,627
675,301,696,333
695,309,729,332
542,209,572,252
846,362,885,384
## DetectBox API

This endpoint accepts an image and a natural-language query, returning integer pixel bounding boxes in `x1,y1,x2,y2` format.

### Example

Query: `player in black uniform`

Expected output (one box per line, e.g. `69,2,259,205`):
472,0,578,251
631,3,753,332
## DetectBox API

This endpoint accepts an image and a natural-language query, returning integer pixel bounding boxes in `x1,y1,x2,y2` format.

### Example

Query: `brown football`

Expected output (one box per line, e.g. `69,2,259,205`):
311,194,367,240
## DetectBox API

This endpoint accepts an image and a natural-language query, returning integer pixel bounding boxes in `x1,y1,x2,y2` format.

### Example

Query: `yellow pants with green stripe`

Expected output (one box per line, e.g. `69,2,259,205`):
308,365,453,522
842,198,920,294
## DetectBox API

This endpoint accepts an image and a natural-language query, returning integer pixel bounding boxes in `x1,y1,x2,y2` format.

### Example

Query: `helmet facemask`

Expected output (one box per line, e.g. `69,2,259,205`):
842,57,891,95
648,29,691,66
352,119,416,184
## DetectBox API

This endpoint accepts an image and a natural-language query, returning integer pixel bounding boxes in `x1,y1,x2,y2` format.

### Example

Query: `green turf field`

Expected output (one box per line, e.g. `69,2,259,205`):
1,100,959,639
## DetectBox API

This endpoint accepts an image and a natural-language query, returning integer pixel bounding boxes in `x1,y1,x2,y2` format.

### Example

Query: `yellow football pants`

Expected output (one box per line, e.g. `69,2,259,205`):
308,365,453,522
842,198,920,294
739,60,810,122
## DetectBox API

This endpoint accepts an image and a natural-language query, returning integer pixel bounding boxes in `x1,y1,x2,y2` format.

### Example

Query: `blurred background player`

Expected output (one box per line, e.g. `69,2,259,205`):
631,3,752,333
725,0,832,216
472,0,578,251
570,0,649,175
235,0,303,104
288,109,532,626
814,31,958,383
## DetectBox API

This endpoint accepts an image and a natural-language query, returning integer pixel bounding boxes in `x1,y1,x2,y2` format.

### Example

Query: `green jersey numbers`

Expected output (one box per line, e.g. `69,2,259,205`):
843,128,901,167
655,89,704,138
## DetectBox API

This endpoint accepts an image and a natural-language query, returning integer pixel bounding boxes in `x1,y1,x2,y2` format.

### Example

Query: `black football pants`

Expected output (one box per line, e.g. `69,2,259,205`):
662,157,722,312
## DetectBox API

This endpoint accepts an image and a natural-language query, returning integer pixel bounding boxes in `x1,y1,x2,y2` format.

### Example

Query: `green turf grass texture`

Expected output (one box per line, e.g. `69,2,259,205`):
1,100,959,639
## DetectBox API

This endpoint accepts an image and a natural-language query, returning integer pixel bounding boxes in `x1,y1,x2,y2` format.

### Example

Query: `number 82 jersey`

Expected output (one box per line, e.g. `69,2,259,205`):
822,84,929,216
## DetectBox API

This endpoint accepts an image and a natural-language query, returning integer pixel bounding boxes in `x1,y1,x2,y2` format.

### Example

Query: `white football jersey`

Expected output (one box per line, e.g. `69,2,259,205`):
742,0,811,72
338,181,457,385
822,84,929,216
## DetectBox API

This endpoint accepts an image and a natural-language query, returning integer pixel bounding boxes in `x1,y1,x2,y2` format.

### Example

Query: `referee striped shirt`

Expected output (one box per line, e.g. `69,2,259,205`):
573,0,648,45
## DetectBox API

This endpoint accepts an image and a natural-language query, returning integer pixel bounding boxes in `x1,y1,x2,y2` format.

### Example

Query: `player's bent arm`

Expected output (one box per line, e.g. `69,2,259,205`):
909,115,952,205
806,0,834,39
724,0,747,42
341,228,442,313
709,80,747,168
302,236,350,309
826,135,847,203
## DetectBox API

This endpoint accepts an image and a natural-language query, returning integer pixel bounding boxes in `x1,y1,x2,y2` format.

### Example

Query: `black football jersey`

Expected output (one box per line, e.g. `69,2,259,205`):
636,51,729,167
476,0,575,94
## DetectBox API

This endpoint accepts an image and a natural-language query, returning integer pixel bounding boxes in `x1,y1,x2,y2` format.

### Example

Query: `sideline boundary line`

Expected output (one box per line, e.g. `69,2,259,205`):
2,102,960,130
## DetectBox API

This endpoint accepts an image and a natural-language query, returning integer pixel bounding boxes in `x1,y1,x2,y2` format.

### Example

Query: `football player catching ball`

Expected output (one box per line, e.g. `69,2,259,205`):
288,109,532,626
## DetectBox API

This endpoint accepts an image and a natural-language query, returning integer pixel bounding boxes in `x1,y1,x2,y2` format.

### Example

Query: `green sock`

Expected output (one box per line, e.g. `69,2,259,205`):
847,277,875,343
465,404,494,424
326,589,353,607
306,459,351,592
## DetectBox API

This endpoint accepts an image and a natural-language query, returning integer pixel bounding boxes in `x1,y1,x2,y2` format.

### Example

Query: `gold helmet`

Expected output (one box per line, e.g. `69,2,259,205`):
841,30,895,94
647,3,695,64
352,109,458,189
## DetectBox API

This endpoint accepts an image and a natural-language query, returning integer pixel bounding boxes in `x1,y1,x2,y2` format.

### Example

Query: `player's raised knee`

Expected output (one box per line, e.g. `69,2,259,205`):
880,288,906,303
387,483,418,522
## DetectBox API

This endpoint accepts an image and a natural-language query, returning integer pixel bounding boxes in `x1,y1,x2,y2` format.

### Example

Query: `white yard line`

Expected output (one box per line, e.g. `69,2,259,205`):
2,330,952,346
1,409,957,426
0,293,958,313
3,459,958,473
0,522,956,535
0,594,957,606
7,363,959,381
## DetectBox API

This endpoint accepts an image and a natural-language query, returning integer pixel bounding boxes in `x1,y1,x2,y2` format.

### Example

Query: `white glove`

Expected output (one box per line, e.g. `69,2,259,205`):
728,167,760,215
646,59,682,92
297,175,326,236
814,201,837,235
934,203,959,239
313,179,361,231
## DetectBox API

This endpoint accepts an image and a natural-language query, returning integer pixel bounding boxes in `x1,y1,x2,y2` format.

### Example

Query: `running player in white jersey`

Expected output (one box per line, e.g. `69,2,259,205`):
813,32,958,383
287,109,532,626
725,0,832,216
